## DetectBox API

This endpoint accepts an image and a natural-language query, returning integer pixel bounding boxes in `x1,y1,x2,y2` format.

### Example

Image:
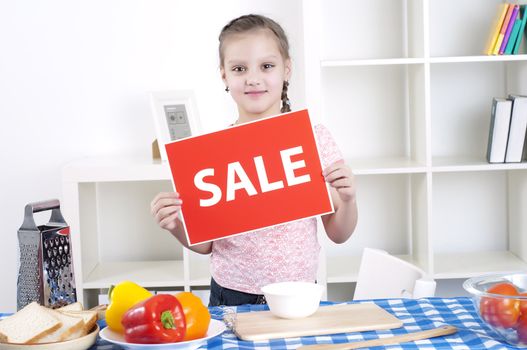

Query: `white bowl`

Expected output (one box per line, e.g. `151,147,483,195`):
261,281,324,319
99,319,226,350
0,325,99,350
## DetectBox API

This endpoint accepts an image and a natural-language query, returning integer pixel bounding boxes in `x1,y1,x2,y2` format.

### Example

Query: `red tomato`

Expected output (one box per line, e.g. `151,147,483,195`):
480,282,520,329
487,282,519,296
480,296,500,327
519,292,527,316
517,315,527,344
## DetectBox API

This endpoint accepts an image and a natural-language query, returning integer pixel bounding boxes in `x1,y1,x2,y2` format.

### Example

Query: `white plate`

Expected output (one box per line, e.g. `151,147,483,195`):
99,319,226,350
0,325,99,350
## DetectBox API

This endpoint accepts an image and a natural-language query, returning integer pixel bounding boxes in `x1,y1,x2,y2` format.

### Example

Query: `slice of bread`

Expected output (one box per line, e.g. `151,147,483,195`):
57,302,84,312
89,304,107,321
60,310,97,339
0,302,61,344
36,309,84,343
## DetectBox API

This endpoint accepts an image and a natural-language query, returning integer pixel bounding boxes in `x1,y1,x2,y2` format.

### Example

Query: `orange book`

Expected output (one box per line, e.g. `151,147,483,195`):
485,3,510,55
493,4,514,55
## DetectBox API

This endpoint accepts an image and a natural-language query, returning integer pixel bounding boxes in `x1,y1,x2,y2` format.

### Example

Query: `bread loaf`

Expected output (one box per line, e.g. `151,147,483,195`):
60,310,97,339
36,308,84,343
58,302,84,312
0,301,100,344
0,302,61,344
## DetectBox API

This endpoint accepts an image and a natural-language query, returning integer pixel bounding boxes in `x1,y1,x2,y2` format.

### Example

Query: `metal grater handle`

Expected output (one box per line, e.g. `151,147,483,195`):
20,199,67,231
30,199,60,213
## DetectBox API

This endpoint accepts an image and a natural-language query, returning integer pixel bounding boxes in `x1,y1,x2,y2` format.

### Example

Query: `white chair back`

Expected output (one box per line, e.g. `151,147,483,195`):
353,248,436,300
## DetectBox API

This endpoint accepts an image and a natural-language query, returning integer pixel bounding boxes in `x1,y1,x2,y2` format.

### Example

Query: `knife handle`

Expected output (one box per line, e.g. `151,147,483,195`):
297,325,457,350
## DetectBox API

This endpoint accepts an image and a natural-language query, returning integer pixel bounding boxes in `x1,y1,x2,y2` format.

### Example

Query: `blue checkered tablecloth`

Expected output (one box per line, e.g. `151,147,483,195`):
1,297,522,349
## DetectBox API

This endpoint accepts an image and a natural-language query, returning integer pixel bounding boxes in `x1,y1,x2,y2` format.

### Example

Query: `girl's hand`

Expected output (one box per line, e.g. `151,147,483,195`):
150,192,183,232
323,161,356,203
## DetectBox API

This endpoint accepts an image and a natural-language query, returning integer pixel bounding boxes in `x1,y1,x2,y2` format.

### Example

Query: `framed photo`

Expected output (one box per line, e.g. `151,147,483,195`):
149,90,202,161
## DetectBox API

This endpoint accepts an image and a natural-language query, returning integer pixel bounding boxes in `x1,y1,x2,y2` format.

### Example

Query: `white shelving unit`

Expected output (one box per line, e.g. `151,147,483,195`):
303,0,527,297
63,0,527,306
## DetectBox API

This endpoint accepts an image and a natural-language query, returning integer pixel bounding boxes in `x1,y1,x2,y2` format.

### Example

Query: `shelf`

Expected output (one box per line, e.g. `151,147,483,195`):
430,55,527,64
432,157,527,172
82,260,185,289
351,157,426,175
322,58,425,67
347,156,527,175
321,55,527,67
63,157,170,182
434,251,527,279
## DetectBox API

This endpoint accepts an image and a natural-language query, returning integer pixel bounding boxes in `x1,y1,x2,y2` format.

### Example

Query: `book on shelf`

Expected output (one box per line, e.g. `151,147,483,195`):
487,98,512,163
493,4,515,55
486,3,510,55
504,18,522,55
505,95,527,163
513,5,527,55
500,4,520,54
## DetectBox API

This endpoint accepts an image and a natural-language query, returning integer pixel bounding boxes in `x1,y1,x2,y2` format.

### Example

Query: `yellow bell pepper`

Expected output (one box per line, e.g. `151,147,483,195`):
105,280,152,333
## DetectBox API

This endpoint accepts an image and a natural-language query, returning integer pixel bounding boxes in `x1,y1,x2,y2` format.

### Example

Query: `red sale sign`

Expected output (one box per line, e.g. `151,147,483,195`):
165,109,333,245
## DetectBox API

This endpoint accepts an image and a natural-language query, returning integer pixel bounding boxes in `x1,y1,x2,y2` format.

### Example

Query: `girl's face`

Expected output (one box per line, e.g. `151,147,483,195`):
221,28,291,121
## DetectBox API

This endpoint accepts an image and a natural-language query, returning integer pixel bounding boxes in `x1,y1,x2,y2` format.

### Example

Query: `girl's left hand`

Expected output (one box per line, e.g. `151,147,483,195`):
323,160,356,202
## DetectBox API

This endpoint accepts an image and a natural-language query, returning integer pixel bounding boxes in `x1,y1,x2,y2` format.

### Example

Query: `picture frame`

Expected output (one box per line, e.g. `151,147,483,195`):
149,90,202,161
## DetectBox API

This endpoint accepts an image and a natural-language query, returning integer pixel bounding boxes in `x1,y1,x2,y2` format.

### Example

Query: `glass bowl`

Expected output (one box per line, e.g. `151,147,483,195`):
463,272,527,347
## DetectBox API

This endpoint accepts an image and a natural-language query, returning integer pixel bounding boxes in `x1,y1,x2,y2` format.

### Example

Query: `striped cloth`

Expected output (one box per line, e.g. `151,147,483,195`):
0,297,520,349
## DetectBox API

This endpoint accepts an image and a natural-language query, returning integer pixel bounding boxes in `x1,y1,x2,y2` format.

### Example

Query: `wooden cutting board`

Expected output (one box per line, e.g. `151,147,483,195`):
233,303,403,341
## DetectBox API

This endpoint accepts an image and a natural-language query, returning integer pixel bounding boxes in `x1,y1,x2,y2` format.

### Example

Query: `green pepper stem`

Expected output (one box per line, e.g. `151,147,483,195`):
160,310,175,329
108,285,115,301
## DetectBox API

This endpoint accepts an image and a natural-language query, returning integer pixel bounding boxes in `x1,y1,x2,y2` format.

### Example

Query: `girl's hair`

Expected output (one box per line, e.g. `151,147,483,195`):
219,14,291,113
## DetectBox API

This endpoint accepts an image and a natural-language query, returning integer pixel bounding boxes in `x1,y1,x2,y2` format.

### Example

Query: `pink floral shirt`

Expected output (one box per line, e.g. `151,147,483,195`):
210,124,343,294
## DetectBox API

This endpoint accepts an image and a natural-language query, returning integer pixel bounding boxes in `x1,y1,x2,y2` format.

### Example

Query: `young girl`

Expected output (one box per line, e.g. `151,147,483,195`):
151,14,358,306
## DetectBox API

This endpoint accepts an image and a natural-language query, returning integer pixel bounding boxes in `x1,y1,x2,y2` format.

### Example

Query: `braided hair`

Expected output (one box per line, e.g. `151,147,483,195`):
219,14,292,113
281,81,291,113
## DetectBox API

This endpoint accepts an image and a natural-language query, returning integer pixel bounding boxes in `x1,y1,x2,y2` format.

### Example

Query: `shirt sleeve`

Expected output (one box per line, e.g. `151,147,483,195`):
314,124,344,169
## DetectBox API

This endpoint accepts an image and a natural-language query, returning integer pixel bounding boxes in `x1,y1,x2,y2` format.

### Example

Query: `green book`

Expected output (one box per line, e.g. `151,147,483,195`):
513,5,527,54
505,19,522,54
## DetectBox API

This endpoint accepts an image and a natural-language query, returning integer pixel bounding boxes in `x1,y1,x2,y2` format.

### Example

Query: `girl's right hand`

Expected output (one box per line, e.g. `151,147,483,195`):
150,192,183,232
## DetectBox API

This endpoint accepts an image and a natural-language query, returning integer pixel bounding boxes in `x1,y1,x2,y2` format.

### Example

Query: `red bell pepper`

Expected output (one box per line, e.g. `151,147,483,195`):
121,294,186,344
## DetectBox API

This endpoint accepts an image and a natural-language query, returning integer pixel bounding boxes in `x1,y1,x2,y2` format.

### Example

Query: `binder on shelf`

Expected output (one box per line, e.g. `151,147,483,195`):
486,3,510,55
500,5,520,54
487,98,513,163
504,18,522,54
505,95,527,163
513,5,527,55
493,4,514,55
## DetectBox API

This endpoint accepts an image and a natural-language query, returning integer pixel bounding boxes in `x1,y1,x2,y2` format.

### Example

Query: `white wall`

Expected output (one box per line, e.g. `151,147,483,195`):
0,0,305,312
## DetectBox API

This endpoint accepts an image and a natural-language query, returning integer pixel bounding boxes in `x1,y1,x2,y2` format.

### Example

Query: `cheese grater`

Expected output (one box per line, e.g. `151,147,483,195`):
17,199,77,310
